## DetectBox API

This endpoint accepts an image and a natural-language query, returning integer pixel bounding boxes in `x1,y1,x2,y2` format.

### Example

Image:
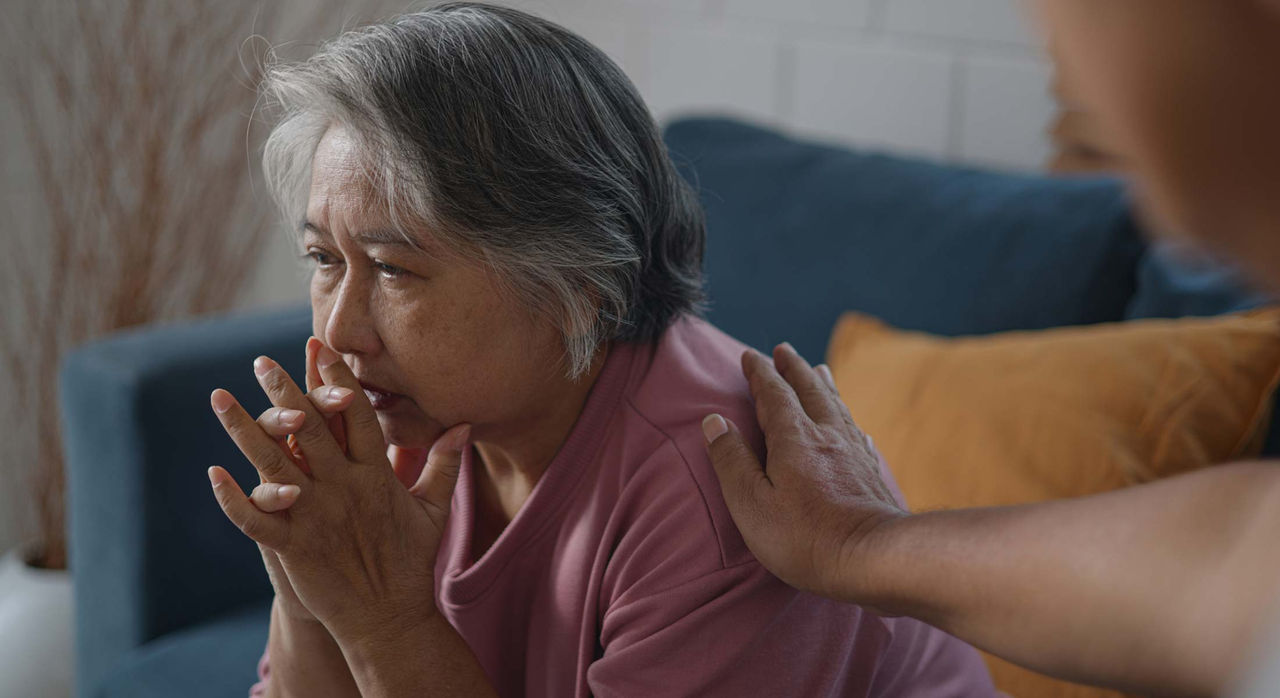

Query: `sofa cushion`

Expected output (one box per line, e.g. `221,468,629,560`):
95,600,269,698
663,117,1146,362
827,309,1280,510
62,306,310,695
1126,241,1271,320
1123,241,1280,457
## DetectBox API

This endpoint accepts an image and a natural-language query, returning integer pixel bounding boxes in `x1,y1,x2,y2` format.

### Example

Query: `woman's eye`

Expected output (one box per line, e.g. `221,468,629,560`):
304,249,339,267
374,261,407,278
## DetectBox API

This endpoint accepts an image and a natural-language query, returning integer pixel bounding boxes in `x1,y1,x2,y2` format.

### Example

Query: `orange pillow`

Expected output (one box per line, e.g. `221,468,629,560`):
826,309,1280,698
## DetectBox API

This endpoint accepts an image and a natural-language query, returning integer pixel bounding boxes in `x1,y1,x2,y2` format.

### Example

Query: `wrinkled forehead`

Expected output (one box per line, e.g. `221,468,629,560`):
304,128,414,247
303,125,464,261
307,126,386,224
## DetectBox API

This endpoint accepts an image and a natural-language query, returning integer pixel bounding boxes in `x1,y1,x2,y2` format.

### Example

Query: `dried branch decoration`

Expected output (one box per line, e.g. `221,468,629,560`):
0,0,339,569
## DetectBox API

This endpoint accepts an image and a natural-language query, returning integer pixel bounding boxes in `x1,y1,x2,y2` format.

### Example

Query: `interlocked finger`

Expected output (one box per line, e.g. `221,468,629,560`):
211,389,308,487
208,466,289,549
257,406,307,438
313,341,386,462
250,481,302,513
252,356,346,474
306,337,350,454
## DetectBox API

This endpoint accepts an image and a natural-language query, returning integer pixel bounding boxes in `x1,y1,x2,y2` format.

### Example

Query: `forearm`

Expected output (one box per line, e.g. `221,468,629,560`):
338,610,497,698
264,600,360,698
850,462,1280,696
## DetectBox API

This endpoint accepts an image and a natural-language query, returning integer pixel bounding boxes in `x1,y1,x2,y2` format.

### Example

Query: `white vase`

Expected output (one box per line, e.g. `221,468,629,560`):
0,546,74,698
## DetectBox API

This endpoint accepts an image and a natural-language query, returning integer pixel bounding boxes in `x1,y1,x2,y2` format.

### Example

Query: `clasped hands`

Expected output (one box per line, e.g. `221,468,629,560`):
206,337,470,646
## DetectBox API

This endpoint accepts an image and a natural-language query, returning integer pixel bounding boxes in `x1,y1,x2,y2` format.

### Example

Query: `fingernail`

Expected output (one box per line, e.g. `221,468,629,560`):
780,342,796,355
210,389,234,414
278,484,301,500
316,343,340,369
207,466,221,487
817,364,836,387
325,386,353,403
254,356,276,378
702,414,728,444
447,424,472,451
277,409,305,427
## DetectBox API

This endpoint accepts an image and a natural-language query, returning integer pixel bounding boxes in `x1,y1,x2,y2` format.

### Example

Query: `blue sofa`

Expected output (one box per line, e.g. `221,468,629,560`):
61,117,1269,697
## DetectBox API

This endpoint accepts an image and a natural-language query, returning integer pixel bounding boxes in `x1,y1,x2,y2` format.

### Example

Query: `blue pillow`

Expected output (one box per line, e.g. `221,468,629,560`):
663,117,1146,362
1125,241,1271,319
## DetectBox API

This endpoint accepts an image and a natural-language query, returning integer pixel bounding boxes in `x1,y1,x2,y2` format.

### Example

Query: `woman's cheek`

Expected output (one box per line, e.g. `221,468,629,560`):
402,351,482,422
309,284,335,337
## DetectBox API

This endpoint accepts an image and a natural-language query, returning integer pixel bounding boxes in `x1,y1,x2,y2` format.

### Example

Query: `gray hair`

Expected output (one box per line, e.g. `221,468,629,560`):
260,2,705,378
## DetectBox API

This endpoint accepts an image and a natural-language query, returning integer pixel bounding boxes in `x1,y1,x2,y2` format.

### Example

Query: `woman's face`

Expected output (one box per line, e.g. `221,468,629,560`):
303,126,568,450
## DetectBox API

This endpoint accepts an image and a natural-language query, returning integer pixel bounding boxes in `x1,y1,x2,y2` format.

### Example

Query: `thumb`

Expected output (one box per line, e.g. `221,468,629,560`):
702,414,770,517
409,423,471,511
388,444,430,489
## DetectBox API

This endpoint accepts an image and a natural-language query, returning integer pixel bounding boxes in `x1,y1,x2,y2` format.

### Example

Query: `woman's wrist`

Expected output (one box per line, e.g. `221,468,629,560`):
337,608,498,698
326,592,441,650
337,606,440,695
268,598,360,698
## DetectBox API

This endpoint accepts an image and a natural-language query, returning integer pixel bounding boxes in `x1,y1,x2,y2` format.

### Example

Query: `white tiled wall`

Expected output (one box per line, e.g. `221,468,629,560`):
885,0,1037,46
722,0,874,30
791,42,953,158
643,27,782,125
534,0,1050,168
958,57,1056,169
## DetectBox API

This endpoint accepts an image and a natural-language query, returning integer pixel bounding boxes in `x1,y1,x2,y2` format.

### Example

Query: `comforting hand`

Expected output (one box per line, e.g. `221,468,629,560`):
701,344,905,605
206,337,470,645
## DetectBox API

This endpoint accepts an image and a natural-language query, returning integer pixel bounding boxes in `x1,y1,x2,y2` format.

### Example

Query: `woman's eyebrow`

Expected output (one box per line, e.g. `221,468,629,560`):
351,229,415,247
301,221,330,239
301,220,417,249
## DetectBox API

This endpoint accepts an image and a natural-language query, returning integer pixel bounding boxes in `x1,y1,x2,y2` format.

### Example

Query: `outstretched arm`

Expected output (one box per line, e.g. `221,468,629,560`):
703,344,1280,696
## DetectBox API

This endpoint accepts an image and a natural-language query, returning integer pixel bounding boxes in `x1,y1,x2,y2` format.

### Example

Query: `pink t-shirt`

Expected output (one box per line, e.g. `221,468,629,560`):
253,316,995,696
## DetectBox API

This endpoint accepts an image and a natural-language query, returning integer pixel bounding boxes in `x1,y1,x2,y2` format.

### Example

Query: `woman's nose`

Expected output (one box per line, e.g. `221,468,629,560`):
320,278,380,358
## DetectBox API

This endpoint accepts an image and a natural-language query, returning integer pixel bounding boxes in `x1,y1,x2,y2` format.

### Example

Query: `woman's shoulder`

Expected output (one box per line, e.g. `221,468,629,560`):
607,316,767,574
624,315,764,440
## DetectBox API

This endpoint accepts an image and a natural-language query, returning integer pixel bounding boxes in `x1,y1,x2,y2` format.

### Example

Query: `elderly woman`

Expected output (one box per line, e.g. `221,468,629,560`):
205,3,995,696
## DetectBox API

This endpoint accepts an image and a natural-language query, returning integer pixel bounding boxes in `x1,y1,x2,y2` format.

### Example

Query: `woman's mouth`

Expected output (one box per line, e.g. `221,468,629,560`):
359,381,404,410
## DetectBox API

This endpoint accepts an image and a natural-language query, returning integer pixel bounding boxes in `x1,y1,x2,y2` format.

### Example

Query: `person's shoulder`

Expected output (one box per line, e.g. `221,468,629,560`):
625,315,763,443
609,317,766,573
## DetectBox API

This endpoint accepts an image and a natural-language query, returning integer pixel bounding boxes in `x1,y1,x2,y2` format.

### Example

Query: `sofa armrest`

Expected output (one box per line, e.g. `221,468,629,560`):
61,306,312,696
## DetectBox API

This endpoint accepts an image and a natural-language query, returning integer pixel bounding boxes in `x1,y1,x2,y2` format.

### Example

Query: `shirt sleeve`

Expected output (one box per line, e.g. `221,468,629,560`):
587,557,994,698
585,431,994,698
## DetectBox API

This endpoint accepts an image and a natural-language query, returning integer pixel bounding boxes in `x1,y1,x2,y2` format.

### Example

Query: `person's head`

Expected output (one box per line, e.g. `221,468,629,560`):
1037,0,1280,286
261,2,704,448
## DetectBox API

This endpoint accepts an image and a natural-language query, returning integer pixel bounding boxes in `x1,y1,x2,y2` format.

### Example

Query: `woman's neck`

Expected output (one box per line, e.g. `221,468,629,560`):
470,345,610,528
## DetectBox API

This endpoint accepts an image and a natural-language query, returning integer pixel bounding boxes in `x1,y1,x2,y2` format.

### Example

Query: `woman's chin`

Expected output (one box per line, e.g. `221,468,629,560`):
374,410,441,451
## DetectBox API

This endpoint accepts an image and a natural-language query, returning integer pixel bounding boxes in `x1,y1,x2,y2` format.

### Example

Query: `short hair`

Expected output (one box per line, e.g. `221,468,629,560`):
261,2,705,378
